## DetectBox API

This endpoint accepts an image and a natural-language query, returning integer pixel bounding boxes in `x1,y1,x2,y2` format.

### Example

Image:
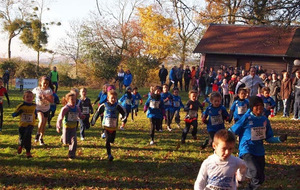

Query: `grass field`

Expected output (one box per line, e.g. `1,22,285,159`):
0,88,299,189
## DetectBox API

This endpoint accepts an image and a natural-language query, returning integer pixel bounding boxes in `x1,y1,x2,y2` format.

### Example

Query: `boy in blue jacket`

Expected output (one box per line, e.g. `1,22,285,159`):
201,91,229,149
229,96,287,190
171,87,184,128
161,84,174,131
260,87,276,118
144,86,165,145
229,88,249,123
131,87,142,121
118,86,133,130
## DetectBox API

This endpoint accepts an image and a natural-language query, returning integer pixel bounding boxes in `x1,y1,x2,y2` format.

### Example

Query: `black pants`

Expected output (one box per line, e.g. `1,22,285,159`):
105,130,116,156
170,110,180,124
294,101,300,118
177,78,183,91
184,79,190,92
165,110,174,126
0,104,3,130
19,126,34,152
242,153,265,190
149,118,162,141
181,120,197,140
223,94,230,108
80,116,90,138
48,109,56,126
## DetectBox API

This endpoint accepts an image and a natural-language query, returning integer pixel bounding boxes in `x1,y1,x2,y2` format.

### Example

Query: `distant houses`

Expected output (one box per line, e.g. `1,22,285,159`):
194,24,300,73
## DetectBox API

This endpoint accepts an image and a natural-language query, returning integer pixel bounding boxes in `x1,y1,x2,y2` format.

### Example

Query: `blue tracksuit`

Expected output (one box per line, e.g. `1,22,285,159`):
230,99,249,122
262,96,276,118
203,105,229,132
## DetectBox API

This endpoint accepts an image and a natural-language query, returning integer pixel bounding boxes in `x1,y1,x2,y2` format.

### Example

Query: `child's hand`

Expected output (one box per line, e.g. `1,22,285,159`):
190,104,193,109
56,127,61,133
279,134,287,142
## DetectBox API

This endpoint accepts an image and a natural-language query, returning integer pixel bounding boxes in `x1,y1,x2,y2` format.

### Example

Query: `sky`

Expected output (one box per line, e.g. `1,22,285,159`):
0,0,203,62
0,0,97,61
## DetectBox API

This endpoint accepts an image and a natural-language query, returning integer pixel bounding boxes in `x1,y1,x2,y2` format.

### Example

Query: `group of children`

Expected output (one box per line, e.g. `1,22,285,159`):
7,75,289,190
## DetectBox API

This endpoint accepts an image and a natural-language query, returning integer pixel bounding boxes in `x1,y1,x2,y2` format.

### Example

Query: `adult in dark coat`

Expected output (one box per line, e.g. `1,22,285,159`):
2,70,9,90
280,72,292,117
184,65,191,92
159,65,168,85
176,64,184,91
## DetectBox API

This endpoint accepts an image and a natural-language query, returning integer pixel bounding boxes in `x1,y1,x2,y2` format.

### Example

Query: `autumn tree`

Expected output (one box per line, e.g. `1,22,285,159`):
0,0,32,59
138,5,177,61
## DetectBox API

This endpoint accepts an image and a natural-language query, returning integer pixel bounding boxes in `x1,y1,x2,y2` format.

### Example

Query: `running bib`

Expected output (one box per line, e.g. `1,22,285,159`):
207,184,231,190
67,112,78,122
21,114,33,123
251,126,266,141
0,96,3,103
135,100,139,105
82,107,89,114
238,105,248,114
189,110,198,118
164,100,171,106
264,103,270,109
174,101,180,107
150,100,160,109
211,115,223,125
104,118,117,127
125,99,132,105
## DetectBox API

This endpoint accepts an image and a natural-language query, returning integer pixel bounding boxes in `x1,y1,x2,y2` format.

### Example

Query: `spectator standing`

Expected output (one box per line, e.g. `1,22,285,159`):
2,70,9,91
176,64,184,91
267,73,281,115
280,72,292,117
116,68,125,93
168,66,177,89
159,65,168,85
292,70,300,120
123,70,132,88
204,71,214,96
49,66,59,93
184,65,191,92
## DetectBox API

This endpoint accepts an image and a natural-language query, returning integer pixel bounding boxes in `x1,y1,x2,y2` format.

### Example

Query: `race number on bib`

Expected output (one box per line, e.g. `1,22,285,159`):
150,100,160,109
82,107,89,114
164,101,171,106
104,118,117,127
264,103,270,109
135,100,139,105
21,114,33,123
125,99,132,105
189,110,198,118
174,101,180,107
238,105,248,114
251,127,266,141
67,112,78,122
211,115,223,125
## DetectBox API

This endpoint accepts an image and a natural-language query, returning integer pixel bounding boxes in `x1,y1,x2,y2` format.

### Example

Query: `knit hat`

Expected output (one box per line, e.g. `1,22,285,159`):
249,96,263,111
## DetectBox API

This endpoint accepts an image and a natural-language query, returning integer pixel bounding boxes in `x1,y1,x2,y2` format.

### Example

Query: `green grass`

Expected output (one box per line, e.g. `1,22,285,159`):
0,88,299,189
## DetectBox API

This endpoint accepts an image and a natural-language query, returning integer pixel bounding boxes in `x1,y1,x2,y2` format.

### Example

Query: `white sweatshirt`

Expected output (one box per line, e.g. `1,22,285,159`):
194,153,246,190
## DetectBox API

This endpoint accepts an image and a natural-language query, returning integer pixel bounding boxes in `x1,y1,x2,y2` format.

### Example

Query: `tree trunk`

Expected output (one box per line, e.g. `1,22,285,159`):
37,50,40,76
8,37,12,59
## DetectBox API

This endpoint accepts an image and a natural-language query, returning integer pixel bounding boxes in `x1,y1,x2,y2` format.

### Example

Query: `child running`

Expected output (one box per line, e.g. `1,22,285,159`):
56,93,85,160
48,92,60,128
91,89,126,161
229,96,287,190
201,91,229,149
194,129,247,190
260,87,276,118
229,88,249,123
144,86,165,145
79,88,94,140
181,89,203,144
32,76,54,145
171,87,184,128
161,84,173,131
131,87,142,121
12,91,36,158
118,86,133,130
0,77,10,131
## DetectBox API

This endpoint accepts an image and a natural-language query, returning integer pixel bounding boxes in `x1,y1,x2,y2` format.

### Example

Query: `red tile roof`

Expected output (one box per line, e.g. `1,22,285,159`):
194,24,300,57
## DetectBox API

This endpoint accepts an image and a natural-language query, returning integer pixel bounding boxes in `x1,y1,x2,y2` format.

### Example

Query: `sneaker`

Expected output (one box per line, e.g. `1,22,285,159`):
26,152,32,158
108,154,114,161
176,124,181,128
80,137,85,141
150,140,154,145
201,139,209,149
39,139,45,146
291,117,298,120
101,132,106,139
167,126,172,131
181,139,185,144
159,129,163,132
34,133,40,143
120,126,124,130
17,146,22,154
